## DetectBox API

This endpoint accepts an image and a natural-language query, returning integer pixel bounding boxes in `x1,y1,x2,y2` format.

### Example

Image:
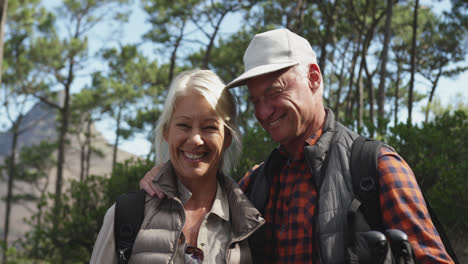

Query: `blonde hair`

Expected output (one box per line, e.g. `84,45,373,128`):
153,69,242,175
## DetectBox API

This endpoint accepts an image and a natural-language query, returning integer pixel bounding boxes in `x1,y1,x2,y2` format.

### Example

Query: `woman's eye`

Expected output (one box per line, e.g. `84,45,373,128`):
205,126,218,131
176,123,190,128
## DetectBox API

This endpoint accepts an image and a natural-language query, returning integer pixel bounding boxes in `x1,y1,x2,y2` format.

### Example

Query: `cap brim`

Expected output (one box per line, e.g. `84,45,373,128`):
225,62,298,89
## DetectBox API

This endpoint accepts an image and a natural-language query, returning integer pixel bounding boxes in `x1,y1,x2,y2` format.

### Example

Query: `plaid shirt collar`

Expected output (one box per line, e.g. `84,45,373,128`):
277,128,324,161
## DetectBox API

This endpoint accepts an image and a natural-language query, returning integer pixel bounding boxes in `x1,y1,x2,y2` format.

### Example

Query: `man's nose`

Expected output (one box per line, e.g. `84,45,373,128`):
255,100,273,121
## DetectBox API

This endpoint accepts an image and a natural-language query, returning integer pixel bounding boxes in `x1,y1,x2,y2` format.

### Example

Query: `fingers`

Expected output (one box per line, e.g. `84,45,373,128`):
153,185,165,200
140,166,165,199
140,178,157,197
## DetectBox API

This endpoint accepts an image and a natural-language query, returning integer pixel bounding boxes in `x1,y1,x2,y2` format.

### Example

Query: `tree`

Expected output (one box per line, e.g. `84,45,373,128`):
377,0,394,135
0,0,8,89
11,141,56,260
18,158,152,263
93,44,157,169
26,0,130,231
68,87,106,181
142,0,200,84
0,1,52,261
387,110,468,258
417,12,468,122
407,0,419,125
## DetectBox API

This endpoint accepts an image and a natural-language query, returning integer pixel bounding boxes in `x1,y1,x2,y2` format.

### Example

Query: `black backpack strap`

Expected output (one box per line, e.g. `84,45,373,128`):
350,136,385,231
114,190,146,264
246,147,286,264
346,136,385,263
420,192,460,264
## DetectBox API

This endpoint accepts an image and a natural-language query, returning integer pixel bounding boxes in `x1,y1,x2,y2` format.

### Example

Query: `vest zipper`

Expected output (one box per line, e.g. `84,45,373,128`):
305,147,322,264
168,199,186,263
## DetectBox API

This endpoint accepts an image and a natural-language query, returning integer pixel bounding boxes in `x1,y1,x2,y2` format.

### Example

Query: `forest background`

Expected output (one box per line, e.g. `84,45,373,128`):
0,0,467,263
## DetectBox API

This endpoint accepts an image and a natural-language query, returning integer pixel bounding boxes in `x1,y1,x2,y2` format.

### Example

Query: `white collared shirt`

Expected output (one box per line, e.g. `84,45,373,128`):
177,180,231,264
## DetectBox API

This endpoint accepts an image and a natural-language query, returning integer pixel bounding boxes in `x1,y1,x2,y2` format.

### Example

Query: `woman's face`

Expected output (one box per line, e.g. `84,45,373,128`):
164,91,230,182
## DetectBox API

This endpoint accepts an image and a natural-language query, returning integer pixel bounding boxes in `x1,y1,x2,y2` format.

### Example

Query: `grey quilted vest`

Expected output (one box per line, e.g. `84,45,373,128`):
123,163,264,264
246,109,361,264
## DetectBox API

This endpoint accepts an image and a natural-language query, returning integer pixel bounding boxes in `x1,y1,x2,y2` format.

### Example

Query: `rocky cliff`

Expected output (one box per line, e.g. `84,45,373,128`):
0,100,138,241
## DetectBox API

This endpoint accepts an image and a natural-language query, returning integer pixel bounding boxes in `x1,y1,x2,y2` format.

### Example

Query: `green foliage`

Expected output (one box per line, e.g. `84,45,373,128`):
3,247,51,264
105,158,155,203
5,141,56,203
387,110,468,237
93,44,161,157
233,122,277,181
16,158,153,263
17,176,108,263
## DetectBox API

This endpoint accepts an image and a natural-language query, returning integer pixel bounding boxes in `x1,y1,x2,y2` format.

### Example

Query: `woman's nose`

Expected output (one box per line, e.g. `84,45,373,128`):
188,131,204,146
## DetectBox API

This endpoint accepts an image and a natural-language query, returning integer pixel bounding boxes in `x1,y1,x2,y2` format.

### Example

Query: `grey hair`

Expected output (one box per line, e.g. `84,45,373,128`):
153,69,242,175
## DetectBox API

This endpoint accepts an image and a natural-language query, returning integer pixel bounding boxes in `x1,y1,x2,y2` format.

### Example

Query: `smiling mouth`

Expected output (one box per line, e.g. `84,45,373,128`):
269,114,286,127
183,151,205,160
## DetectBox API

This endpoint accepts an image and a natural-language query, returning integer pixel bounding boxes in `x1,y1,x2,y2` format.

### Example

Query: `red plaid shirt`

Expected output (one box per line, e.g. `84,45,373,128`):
239,129,453,264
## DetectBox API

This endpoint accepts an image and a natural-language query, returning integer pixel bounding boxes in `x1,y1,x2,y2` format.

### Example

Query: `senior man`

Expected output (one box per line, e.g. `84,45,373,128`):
141,29,454,264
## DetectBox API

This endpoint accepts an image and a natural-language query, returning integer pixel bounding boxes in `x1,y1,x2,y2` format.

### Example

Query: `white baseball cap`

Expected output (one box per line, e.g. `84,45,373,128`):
225,28,317,89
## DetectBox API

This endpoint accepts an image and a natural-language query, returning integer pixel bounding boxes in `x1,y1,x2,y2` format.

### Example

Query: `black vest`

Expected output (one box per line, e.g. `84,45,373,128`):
245,109,363,264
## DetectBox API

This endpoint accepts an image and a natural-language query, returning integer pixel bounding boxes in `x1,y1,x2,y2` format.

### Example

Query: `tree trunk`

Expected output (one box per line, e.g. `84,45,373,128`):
0,0,8,90
286,0,306,33
378,0,393,134
168,21,186,87
394,60,402,127
357,33,373,132
425,68,442,122
53,93,69,235
202,9,229,68
357,57,364,131
85,117,92,179
364,58,375,137
325,34,338,107
333,42,350,120
80,137,86,182
112,106,122,171
408,0,419,126
2,118,18,264
316,0,338,76
345,39,362,123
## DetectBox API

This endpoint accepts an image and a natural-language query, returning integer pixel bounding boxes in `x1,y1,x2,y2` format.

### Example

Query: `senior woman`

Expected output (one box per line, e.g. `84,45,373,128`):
90,69,265,263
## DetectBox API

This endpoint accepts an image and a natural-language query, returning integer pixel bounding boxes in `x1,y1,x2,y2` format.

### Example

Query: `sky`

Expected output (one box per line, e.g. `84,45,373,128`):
41,0,467,157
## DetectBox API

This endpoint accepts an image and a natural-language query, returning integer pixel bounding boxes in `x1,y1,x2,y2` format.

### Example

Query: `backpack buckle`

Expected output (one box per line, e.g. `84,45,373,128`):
119,248,129,261
360,177,375,192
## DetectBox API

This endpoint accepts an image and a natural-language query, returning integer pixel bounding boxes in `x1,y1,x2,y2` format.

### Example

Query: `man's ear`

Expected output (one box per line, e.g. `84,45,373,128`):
308,64,322,93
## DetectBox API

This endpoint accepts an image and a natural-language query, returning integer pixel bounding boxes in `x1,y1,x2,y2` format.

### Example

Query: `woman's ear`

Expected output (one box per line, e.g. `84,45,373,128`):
163,124,169,141
308,64,322,93
223,129,232,149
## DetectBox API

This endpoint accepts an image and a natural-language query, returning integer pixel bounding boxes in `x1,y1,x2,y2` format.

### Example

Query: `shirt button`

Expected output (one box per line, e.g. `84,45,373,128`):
200,243,205,247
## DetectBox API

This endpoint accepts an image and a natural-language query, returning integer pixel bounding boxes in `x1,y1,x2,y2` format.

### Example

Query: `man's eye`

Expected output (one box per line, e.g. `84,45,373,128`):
267,88,283,99
271,88,283,95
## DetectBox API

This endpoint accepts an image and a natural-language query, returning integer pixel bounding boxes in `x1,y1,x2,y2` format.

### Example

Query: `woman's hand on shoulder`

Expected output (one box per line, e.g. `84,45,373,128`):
140,166,165,199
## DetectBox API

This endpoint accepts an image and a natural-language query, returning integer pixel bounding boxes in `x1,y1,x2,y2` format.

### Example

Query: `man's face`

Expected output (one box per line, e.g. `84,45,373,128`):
247,66,320,147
